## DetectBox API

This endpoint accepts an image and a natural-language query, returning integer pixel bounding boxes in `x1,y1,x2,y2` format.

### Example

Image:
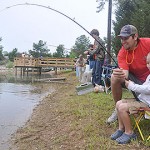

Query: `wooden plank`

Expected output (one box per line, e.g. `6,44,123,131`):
35,77,66,82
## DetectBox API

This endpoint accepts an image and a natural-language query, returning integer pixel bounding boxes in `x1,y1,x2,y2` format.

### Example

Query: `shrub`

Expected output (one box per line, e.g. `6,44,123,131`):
6,61,13,68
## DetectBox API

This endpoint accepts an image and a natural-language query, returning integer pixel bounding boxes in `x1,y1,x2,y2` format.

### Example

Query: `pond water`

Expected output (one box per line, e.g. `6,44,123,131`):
0,72,55,149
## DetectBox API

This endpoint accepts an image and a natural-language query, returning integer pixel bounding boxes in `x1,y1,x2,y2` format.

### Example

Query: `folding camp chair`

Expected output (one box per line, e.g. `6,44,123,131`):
101,65,116,94
133,107,150,141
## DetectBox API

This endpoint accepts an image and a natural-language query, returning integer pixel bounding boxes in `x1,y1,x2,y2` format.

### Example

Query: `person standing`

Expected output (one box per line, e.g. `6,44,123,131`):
75,54,86,82
107,25,150,124
87,44,95,70
73,57,79,77
85,29,105,86
22,52,25,58
80,55,92,84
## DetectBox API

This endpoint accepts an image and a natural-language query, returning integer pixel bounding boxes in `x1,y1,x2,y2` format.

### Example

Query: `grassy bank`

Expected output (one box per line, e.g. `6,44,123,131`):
11,71,150,150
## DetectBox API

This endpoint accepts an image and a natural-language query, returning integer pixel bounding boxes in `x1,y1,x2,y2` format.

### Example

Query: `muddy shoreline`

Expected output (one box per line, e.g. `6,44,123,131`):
9,71,77,150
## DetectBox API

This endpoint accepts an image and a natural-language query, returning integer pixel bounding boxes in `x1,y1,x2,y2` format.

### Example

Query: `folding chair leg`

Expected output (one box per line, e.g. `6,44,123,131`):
102,79,111,94
147,136,150,141
102,79,108,94
133,113,145,141
133,112,143,129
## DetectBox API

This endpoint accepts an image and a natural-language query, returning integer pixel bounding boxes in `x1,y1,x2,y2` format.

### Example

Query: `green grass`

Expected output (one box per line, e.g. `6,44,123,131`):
66,86,150,149
11,71,150,149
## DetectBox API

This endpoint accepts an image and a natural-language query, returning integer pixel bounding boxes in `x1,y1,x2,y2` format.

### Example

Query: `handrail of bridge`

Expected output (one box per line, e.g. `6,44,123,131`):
14,57,75,68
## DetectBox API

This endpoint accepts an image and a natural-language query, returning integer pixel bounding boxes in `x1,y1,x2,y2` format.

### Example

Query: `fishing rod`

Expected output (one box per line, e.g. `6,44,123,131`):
48,44,71,51
1,3,118,66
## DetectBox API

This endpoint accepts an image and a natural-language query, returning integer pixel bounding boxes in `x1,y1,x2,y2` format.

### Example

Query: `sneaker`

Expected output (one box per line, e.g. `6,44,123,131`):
106,109,118,124
116,133,137,144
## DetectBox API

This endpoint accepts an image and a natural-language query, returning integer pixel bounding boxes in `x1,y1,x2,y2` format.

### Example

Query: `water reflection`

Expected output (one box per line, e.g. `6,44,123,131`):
0,71,53,83
0,72,55,149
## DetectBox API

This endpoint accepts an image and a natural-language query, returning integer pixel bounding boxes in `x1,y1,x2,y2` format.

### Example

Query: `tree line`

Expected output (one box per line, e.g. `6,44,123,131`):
0,35,91,62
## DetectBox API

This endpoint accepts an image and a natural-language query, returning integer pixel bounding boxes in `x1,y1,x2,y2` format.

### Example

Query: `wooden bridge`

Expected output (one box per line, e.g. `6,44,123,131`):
14,57,75,75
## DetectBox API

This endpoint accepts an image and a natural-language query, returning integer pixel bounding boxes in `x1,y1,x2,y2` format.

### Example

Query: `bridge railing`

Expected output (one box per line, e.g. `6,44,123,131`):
14,57,75,68
14,57,39,67
38,57,75,68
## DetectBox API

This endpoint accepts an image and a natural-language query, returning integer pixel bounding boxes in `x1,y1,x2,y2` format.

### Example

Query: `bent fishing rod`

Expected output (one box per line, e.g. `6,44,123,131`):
1,3,118,66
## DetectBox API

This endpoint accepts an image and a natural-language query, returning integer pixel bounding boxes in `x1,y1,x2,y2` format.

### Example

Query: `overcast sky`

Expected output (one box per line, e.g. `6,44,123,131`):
0,0,114,54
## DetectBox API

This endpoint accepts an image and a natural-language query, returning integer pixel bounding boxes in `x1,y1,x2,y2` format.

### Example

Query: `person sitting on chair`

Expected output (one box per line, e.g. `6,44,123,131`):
110,52,150,144
107,25,150,124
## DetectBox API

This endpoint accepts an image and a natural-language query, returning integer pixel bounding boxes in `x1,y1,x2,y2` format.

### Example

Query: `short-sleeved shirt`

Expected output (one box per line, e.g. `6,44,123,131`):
118,38,150,82
76,58,86,67
89,36,105,61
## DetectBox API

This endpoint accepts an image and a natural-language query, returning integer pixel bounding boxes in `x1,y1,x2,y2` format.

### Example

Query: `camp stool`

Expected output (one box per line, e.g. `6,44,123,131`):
133,107,150,141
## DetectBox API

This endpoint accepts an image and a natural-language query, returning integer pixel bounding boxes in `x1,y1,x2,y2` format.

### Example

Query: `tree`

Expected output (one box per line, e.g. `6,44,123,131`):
131,0,150,37
0,37,4,61
96,0,150,57
3,51,9,57
96,0,108,12
96,0,118,63
70,35,90,57
53,44,65,58
96,0,118,10
112,0,150,55
8,48,18,61
29,40,51,58
0,50,4,61
69,50,77,58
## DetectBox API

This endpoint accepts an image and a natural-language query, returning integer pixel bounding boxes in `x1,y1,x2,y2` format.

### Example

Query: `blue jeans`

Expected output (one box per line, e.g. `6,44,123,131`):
92,60,104,86
89,60,95,70
76,66,79,77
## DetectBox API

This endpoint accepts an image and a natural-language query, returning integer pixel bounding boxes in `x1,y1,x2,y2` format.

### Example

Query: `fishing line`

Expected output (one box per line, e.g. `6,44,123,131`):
0,3,118,66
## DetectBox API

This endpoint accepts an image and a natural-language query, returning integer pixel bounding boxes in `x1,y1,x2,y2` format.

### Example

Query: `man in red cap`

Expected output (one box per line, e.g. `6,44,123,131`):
107,24,150,123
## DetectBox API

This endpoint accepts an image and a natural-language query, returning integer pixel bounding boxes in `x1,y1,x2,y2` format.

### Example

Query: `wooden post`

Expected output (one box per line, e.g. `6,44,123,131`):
15,67,17,75
32,68,34,74
27,68,29,76
55,67,57,75
20,67,22,76
39,67,42,75
23,67,25,76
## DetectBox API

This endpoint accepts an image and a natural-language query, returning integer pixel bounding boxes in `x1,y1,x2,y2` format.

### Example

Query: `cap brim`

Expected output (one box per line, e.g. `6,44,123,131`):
118,33,130,37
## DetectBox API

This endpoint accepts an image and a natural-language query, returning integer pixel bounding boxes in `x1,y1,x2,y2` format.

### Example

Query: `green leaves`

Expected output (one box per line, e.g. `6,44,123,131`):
71,35,91,57
29,40,51,58
53,44,65,58
113,0,150,55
